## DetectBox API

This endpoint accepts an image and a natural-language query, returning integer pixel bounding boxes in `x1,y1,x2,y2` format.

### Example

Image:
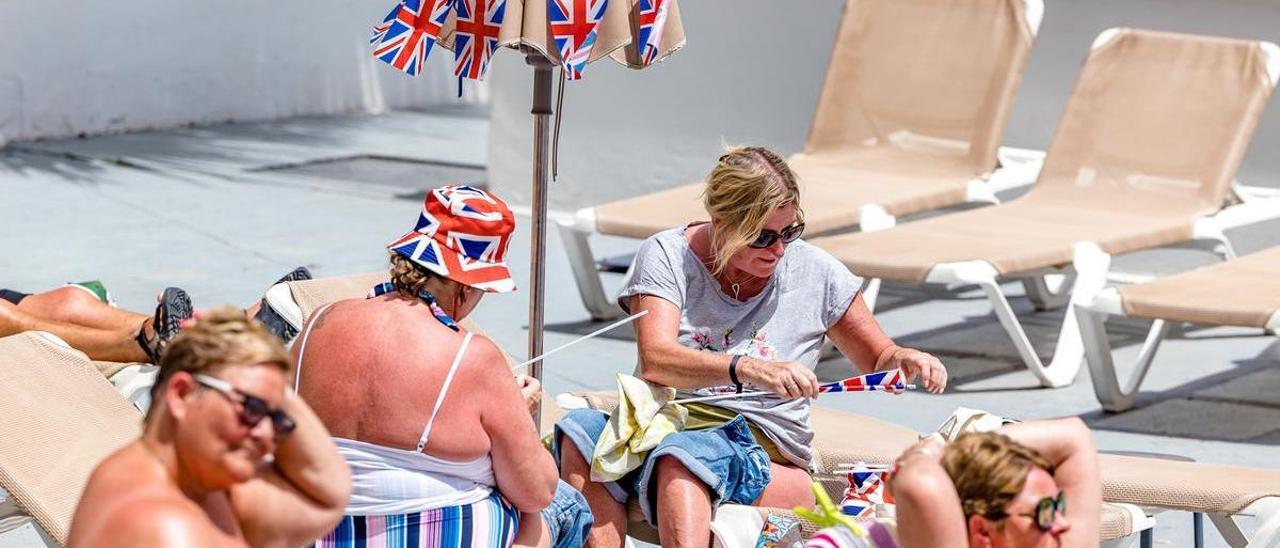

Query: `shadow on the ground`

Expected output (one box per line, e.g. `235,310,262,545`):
0,149,106,185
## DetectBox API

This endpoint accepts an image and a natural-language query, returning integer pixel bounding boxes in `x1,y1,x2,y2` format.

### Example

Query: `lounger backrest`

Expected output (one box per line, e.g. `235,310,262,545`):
805,0,1036,172
1026,29,1276,215
287,271,387,322
0,333,142,544
285,272,512,363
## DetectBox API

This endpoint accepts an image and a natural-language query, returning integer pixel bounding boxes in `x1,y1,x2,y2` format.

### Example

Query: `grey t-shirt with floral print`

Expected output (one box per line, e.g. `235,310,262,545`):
618,226,863,467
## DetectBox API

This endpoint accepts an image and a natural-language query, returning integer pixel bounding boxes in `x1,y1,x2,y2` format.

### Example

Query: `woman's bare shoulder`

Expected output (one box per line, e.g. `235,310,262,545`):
72,447,232,546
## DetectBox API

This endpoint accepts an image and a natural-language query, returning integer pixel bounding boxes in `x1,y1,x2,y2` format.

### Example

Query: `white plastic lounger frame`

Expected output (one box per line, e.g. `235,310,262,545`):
1074,189,1280,412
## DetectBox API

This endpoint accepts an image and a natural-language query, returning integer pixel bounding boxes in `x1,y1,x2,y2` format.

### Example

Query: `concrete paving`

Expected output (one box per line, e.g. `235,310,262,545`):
2,110,1277,546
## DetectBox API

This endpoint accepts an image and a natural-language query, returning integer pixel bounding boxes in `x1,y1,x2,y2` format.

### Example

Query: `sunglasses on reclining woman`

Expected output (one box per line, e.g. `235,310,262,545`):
747,222,805,249
988,492,1066,532
194,374,296,437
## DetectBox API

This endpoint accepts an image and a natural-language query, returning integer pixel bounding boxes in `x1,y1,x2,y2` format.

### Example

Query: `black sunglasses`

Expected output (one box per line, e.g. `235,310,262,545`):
747,222,805,249
194,374,297,437
990,492,1066,532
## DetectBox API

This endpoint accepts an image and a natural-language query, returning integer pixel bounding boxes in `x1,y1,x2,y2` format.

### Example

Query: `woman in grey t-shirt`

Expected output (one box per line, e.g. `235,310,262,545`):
555,147,948,547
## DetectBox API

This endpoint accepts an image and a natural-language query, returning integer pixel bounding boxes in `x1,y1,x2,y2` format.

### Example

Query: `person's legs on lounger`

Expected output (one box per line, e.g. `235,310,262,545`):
0,286,190,363
0,266,312,363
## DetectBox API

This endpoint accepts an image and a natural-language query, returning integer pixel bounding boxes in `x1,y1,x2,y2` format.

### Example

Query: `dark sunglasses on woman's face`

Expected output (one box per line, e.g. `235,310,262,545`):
747,222,806,249
194,374,297,437
990,492,1067,532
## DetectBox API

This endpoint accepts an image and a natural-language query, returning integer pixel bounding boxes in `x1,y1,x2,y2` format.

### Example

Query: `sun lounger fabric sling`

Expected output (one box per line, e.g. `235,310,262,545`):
1099,454,1280,516
593,0,1034,239
0,333,142,545
814,29,1274,282
1117,246,1280,328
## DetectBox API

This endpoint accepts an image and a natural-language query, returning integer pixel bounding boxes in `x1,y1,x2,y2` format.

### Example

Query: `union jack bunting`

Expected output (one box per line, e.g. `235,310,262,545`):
371,0,453,76
819,370,906,393
635,0,669,67
453,0,506,81
548,0,609,80
387,185,518,293
839,467,896,518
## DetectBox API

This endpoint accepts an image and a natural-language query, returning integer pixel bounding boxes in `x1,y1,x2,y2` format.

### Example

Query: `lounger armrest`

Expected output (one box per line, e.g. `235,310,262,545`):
1078,287,1125,316
559,207,597,235
1195,190,1280,234
981,146,1046,197
264,282,305,332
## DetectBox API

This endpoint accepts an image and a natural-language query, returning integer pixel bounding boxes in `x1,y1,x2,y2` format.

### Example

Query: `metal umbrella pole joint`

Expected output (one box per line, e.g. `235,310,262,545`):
525,47,555,429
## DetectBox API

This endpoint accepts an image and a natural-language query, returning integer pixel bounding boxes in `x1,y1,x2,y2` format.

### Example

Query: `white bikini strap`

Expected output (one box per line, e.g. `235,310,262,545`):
417,332,474,452
293,302,336,392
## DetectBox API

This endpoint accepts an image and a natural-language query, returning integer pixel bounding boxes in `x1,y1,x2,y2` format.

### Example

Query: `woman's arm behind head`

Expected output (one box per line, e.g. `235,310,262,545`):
891,438,969,548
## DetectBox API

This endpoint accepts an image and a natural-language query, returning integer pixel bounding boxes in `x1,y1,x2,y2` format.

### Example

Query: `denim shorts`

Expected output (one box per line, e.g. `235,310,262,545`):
542,479,593,548
553,409,772,524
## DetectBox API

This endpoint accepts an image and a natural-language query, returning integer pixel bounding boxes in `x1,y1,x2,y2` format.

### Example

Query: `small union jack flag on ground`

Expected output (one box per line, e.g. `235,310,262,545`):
548,0,609,80
453,0,506,80
371,0,453,76
840,466,896,518
635,0,669,67
820,370,906,393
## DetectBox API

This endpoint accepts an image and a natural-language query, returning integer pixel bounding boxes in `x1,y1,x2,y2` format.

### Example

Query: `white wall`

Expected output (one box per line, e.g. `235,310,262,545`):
487,0,1280,210
0,0,485,143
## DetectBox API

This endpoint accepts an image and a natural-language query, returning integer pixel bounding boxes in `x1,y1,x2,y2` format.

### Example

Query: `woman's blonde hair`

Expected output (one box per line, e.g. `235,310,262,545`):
147,306,290,420
940,432,1054,523
703,146,803,275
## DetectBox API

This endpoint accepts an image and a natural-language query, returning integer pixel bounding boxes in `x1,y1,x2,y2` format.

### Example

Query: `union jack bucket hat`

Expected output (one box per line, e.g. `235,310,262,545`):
387,185,517,293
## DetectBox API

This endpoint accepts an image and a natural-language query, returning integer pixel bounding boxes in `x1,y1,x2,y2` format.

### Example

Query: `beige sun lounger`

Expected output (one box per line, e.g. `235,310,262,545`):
1076,246,1280,412
558,0,1047,320
0,332,142,546
810,28,1280,388
558,392,1153,545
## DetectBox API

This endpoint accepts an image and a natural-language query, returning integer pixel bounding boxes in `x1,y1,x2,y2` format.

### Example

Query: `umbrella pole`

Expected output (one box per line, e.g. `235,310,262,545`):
525,49,554,429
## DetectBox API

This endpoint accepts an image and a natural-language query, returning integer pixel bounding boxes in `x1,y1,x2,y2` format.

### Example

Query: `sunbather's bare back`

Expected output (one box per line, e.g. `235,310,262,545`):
295,290,558,513
69,442,247,547
295,295,499,461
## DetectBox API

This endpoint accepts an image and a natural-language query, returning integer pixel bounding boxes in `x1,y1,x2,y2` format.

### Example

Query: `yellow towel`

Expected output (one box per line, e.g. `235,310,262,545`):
590,373,688,482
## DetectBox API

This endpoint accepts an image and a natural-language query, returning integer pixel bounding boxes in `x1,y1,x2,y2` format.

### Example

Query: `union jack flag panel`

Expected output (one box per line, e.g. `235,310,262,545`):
548,0,609,80
371,0,453,76
370,3,400,45
635,0,669,67
839,467,896,518
453,0,506,81
820,370,906,393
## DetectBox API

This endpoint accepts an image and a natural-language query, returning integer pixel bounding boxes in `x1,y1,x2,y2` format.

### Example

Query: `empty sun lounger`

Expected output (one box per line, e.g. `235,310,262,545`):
1076,245,1280,412
557,392,1153,546
809,28,1280,388
558,0,1047,320
0,332,142,546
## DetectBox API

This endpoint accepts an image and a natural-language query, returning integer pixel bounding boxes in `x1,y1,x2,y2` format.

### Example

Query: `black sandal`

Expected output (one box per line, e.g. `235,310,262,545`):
134,287,193,363
254,266,313,344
